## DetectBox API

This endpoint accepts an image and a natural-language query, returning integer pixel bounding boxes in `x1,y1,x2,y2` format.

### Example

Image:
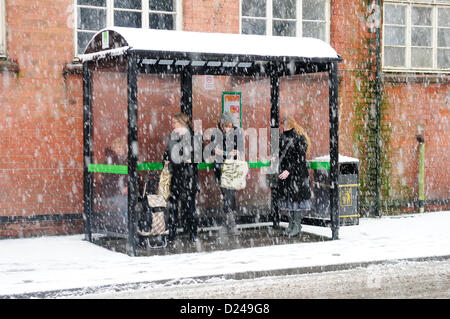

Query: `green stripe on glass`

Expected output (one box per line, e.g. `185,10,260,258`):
307,161,330,170
248,161,271,168
88,160,330,174
88,163,128,174
137,162,164,171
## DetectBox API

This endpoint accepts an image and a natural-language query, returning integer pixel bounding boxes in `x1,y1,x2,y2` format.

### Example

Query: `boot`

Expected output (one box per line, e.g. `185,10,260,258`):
283,211,295,236
189,221,198,243
284,211,302,237
168,217,178,241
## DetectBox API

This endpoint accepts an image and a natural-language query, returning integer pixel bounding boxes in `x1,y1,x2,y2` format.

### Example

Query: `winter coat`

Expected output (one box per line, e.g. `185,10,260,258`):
277,128,311,203
163,128,199,199
209,125,244,184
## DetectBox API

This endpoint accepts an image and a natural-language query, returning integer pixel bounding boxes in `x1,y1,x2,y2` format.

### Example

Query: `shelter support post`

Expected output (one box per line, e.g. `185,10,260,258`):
82,62,93,242
181,68,193,120
127,53,139,256
270,69,280,227
329,62,339,240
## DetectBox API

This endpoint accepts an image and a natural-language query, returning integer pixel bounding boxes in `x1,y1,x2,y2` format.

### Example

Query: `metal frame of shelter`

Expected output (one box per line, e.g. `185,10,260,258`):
80,27,342,256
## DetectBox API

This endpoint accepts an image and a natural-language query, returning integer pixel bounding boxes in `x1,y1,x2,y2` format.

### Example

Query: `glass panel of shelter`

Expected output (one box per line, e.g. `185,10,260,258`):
191,75,272,226
278,72,330,222
137,73,181,195
90,66,129,238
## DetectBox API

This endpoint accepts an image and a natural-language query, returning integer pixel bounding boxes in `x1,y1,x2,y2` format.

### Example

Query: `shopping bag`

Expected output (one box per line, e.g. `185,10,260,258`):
220,159,249,190
158,166,171,201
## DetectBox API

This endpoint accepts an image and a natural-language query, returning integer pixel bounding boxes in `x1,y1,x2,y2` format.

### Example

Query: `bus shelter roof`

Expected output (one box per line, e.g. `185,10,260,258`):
79,27,341,71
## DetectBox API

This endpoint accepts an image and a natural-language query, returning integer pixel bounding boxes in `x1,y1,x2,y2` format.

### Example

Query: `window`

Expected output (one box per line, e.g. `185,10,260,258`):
240,0,330,42
0,0,5,56
76,0,182,55
383,0,450,72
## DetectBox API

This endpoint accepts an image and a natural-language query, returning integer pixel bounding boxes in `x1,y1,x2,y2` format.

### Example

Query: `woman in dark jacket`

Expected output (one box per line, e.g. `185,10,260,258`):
209,112,244,235
277,115,311,237
163,112,199,242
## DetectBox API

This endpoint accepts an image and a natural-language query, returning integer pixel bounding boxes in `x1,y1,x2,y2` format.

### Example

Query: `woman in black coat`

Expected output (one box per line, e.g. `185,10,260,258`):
277,115,311,237
163,112,199,242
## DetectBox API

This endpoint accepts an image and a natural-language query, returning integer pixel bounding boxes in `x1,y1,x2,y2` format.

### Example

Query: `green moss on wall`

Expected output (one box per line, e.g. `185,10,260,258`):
352,3,392,216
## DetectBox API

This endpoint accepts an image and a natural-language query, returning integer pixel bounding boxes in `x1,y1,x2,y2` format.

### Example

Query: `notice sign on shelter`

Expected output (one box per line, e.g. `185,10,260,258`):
204,75,214,90
222,92,242,127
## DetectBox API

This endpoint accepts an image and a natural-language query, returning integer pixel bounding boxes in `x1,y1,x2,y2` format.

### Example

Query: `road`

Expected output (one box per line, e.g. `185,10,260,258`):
83,259,450,299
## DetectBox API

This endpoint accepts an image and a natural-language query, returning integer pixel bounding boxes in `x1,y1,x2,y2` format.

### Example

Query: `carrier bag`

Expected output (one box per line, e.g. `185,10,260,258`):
220,159,249,190
158,166,171,201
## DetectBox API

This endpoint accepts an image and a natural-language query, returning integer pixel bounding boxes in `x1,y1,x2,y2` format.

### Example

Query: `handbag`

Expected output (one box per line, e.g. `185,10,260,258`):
158,166,171,201
220,159,249,190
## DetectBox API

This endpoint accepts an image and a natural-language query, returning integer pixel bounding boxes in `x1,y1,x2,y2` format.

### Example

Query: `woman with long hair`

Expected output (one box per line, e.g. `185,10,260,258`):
277,115,312,237
163,112,199,242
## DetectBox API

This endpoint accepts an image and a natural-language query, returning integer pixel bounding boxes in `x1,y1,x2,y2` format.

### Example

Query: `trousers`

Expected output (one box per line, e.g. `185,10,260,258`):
220,187,237,215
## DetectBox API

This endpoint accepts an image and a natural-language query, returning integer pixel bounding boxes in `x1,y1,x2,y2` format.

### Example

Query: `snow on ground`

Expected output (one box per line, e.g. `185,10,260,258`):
0,211,449,297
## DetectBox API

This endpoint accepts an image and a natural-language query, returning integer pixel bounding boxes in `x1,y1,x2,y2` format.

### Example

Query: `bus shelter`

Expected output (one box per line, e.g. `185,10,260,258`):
80,27,342,256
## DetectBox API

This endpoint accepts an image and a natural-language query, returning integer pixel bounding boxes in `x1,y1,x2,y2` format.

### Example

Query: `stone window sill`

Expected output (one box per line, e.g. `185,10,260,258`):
382,72,450,84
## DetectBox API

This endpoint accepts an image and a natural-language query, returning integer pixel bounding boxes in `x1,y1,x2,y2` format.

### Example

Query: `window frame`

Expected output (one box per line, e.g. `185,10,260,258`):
382,0,450,73
239,0,330,43
74,0,183,56
0,0,6,57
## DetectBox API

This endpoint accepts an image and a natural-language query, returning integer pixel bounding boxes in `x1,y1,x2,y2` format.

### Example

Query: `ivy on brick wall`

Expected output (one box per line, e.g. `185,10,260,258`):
352,0,392,216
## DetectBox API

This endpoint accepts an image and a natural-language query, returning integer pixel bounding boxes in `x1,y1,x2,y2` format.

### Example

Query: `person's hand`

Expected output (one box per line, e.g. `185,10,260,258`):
214,147,224,156
279,170,290,180
122,186,128,195
229,150,238,157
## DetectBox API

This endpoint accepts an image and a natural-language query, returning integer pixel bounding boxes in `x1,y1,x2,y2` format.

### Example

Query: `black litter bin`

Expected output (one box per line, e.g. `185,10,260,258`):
306,155,359,226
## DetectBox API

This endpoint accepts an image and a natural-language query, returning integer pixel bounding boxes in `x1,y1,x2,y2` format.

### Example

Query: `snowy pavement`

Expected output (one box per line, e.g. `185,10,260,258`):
0,211,449,298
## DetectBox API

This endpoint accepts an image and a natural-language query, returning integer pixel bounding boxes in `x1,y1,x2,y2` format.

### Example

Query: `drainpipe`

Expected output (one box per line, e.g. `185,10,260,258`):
417,129,425,213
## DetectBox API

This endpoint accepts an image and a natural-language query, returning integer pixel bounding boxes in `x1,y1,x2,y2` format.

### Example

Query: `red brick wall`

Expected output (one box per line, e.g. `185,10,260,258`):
384,79,449,201
183,0,240,33
0,0,83,237
0,0,448,238
331,0,372,157
331,0,449,208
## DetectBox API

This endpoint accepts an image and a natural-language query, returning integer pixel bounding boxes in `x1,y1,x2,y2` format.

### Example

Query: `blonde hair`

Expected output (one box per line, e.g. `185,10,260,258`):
111,136,126,150
172,112,192,130
282,115,310,154
111,136,128,154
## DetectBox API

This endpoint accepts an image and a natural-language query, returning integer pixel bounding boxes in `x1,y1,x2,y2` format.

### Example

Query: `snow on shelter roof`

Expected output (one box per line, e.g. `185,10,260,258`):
80,27,341,63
